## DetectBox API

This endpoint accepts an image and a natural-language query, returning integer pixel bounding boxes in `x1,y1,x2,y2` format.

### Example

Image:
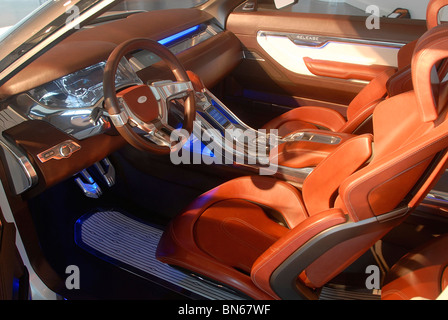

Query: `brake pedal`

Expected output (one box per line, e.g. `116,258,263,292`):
93,158,116,187
74,169,102,198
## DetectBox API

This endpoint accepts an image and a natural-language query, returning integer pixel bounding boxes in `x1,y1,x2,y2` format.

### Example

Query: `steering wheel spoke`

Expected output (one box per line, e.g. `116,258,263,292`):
149,80,194,127
151,80,194,101
143,126,172,147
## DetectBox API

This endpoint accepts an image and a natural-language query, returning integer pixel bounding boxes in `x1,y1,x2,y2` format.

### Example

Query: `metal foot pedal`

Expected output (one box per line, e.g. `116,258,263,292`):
74,169,102,198
92,158,115,187
74,157,116,198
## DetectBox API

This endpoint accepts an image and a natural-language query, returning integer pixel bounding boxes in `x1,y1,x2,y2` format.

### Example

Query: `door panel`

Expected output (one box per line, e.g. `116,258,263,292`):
302,57,396,81
257,31,400,76
225,7,427,119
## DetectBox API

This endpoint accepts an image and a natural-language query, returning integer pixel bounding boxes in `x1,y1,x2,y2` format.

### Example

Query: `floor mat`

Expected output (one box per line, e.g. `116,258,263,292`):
75,210,244,300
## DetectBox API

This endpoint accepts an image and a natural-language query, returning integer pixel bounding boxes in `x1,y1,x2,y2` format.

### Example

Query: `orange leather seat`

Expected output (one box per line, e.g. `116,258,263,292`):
396,0,448,69
262,0,448,137
156,24,448,299
381,234,448,300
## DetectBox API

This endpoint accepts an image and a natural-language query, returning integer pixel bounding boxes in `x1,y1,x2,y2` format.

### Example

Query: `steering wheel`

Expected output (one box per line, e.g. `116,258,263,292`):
103,38,196,154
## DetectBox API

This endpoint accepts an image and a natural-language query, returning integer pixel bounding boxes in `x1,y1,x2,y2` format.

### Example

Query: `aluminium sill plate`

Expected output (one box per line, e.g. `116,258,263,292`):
75,210,244,300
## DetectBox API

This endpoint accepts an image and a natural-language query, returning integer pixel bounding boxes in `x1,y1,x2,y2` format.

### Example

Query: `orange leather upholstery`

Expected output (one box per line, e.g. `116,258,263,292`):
261,65,394,136
397,0,448,69
156,20,448,301
263,0,448,138
386,65,413,97
251,208,347,298
194,199,288,275
268,130,356,168
382,233,448,300
427,0,448,29
397,40,418,70
262,105,347,135
156,176,305,299
263,68,395,135
303,57,395,81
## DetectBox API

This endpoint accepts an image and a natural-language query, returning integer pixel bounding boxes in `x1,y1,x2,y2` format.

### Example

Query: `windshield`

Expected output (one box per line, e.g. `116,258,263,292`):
0,1,49,37
0,0,51,40
0,0,208,86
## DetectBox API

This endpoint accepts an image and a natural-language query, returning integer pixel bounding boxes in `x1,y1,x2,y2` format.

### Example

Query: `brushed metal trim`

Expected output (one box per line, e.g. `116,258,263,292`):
258,31,405,49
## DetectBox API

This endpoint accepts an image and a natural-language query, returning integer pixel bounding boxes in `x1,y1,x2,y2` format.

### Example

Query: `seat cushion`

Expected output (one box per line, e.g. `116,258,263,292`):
262,106,346,136
195,199,288,274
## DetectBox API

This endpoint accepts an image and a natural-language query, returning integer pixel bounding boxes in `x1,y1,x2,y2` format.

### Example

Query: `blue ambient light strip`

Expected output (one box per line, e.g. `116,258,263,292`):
158,25,201,46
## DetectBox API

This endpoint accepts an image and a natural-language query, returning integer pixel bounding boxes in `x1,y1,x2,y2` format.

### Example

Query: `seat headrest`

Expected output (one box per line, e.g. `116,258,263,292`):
412,24,448,122
427,0,448,29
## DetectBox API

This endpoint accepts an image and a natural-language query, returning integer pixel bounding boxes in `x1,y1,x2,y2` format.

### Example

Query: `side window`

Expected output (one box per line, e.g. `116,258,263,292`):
255,0,433,21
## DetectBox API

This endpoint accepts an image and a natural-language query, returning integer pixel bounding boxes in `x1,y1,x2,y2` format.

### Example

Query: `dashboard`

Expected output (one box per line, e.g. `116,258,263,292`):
0,8,243,195
30,59,141,110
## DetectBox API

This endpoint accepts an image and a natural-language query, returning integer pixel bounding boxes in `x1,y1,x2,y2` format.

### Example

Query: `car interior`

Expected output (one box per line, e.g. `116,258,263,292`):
1,0,448,300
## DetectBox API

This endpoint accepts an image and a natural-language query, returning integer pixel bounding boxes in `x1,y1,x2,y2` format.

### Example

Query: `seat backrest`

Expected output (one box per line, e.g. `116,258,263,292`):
397,0,448,69
341,68,395,133
296,24,448,291
344,0,448,133
350,24,448,220
303,20,448,216
427,0,448,31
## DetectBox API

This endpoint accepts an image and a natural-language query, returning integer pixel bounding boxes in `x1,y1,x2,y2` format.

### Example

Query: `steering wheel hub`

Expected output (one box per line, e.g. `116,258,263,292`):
117,85,159,123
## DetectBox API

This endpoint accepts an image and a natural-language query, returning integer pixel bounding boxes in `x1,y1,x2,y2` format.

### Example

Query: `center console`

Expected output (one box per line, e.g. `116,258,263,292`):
189,85,353,186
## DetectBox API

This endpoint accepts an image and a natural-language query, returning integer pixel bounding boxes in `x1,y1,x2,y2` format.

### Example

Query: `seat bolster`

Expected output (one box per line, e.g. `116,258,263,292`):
211,176,308,228
412,25,448,122
427,0,448,29
346,68,395,122
160,176,307,249
251,208,347,299
338,99,381,134
386,65,413,97
397,40,417,70
262,106,347,135
275,120,319,137
302,134,373,215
